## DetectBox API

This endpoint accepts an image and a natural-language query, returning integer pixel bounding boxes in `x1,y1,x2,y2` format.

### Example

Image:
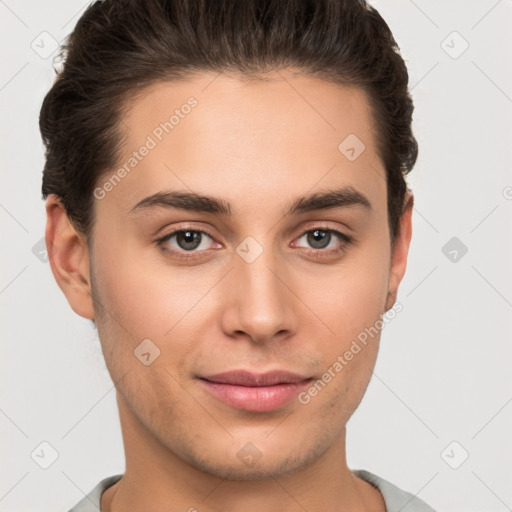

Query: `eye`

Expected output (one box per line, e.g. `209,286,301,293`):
156,225,352,261
293,227,352,255
156,227,219,259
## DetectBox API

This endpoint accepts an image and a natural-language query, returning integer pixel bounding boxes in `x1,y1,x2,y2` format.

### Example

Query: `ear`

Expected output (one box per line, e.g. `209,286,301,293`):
385,189,414,312
45,194,95,320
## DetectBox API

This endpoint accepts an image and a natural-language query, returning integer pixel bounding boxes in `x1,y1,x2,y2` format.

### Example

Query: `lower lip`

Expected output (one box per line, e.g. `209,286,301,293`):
199,379,312,412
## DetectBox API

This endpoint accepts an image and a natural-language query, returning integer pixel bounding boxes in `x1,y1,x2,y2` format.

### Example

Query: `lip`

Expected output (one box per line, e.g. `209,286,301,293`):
198,370,313,412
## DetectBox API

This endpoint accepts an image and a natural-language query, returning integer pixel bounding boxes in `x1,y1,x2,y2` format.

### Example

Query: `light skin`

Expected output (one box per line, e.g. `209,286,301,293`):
45,69,413,512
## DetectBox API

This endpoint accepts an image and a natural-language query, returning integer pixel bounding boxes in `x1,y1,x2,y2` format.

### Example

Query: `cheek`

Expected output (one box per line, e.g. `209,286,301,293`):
90,244,216,390
302,238,390,346
295,235,389,405
300,333,380,430
91,240,188,339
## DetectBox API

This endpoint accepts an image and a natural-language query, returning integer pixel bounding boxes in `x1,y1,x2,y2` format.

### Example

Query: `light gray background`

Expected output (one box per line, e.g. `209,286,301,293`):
1,1,511,511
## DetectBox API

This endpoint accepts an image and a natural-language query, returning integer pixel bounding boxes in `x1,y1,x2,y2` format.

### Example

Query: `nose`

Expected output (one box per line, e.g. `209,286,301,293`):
219,243,297,344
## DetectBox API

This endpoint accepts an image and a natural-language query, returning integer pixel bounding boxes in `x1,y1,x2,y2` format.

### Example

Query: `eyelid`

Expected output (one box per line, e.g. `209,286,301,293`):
299,222,352,239
296,219,353,236
156,224,218,246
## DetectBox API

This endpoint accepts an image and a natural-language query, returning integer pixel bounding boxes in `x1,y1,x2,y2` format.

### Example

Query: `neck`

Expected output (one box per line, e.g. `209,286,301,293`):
102,394,385,512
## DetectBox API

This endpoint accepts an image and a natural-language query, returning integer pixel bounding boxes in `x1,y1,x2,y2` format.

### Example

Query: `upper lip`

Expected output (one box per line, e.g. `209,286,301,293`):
200,370,312,387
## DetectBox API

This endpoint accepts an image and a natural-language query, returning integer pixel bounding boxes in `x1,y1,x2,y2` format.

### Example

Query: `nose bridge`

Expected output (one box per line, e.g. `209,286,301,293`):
227,235,291,341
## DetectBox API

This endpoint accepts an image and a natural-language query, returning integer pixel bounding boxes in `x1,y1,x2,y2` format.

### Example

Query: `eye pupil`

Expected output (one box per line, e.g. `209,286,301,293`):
177,230,202,250
307,229,330,249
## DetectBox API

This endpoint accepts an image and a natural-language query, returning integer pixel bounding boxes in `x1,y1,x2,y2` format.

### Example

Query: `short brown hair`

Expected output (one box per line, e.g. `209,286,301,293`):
40,0,418,248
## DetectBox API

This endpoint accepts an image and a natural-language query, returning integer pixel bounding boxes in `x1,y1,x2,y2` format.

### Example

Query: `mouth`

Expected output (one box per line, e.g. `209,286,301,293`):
198,370,314,412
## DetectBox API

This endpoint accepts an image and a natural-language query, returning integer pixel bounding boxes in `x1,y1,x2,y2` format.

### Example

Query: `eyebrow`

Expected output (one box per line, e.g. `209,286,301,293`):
129,186,372,217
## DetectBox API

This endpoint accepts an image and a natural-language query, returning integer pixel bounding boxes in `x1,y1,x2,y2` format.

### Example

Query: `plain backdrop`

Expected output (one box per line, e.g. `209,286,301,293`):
1,1,511,511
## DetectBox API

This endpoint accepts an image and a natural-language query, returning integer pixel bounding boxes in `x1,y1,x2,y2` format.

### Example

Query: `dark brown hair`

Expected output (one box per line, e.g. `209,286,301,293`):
40,0,417,248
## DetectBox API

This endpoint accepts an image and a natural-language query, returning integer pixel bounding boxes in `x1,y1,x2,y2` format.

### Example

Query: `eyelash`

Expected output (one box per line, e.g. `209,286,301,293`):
155,224,353,261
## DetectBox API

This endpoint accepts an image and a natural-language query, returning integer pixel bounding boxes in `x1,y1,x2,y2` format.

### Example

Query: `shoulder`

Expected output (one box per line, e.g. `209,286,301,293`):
66,474,123,512
354,469,438,512
65,471,437,512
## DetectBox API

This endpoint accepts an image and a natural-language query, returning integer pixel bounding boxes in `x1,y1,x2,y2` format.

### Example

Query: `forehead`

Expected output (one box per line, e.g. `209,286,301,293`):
121,70,376,147
104,70,385,215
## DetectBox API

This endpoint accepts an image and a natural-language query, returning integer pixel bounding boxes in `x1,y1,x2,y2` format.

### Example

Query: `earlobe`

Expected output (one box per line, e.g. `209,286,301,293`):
385,189,414,312
45,195,95,320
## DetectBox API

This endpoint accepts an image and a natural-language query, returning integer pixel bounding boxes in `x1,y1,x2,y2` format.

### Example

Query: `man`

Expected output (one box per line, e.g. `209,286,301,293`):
41,0,435,510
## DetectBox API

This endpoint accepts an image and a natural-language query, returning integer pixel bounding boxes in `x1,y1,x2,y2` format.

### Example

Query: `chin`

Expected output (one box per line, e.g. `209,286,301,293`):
179,439,324,482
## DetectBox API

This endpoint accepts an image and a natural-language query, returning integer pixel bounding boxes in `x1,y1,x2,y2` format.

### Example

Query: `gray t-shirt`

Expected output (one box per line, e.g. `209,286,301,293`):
67,469,437,511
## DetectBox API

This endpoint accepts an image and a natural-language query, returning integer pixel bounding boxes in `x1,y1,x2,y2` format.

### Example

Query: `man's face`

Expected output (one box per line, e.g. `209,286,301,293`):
86,70,403,479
